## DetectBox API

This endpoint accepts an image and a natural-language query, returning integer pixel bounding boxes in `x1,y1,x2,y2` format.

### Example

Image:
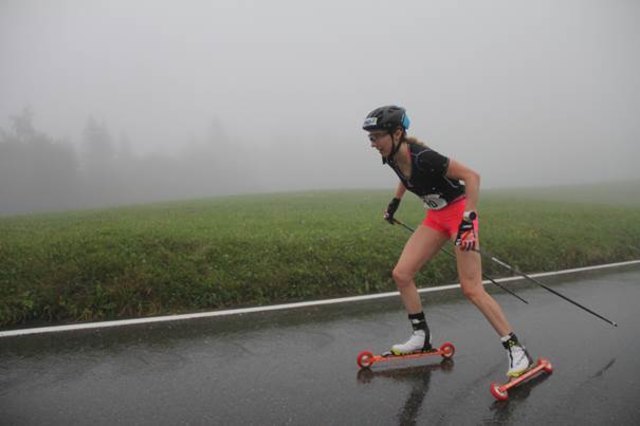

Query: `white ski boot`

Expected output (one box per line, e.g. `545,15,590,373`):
503,334,533,377
391,330,433,355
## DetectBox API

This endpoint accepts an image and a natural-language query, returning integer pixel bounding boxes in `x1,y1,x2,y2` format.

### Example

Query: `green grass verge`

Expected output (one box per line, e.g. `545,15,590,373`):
1,184,640,328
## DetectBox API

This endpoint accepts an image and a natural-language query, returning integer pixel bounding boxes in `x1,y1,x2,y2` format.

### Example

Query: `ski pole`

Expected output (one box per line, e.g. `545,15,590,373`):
392,218,529,304
474,246,618,327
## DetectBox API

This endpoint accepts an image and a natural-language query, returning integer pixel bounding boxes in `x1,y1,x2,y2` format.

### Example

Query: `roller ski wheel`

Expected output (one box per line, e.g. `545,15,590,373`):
357,351,375,369
489,358,553,401
357,342,455,369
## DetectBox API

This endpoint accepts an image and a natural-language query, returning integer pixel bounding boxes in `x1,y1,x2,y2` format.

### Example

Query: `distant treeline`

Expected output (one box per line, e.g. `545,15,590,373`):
0,108,253,215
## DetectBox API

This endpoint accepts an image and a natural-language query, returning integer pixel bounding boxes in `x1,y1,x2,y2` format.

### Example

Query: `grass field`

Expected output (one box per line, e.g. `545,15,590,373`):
1,182,640,328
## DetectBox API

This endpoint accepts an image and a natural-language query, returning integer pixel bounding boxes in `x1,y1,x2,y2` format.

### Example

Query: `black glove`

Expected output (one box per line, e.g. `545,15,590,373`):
384,198,401,224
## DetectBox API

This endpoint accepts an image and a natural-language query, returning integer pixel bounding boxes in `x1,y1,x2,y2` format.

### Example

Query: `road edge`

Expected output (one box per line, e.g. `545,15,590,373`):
2,259,639,338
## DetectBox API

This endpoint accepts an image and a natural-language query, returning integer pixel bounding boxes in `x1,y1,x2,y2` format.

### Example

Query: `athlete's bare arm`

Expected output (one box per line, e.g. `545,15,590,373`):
394,181,407,200
446,159,480,212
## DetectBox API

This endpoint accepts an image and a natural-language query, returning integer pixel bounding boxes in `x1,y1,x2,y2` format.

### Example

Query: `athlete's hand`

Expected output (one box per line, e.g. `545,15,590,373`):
384,198,401,224
455,218,477,251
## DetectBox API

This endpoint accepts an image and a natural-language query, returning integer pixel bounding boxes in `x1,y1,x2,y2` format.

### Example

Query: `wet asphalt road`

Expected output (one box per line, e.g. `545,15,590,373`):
1,266,640,425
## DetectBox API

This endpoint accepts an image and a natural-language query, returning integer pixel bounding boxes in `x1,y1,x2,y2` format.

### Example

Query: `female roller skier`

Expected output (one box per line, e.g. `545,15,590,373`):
363,105,532,377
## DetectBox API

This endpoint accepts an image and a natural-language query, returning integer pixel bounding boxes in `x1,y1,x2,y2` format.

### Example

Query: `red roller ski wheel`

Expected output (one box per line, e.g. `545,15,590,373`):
439,342,455,359
357,351,375,369
490,383,509,401
541,358,553,374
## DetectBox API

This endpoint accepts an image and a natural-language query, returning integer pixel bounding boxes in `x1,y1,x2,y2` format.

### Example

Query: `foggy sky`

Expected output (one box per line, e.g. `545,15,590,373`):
2,0,640,197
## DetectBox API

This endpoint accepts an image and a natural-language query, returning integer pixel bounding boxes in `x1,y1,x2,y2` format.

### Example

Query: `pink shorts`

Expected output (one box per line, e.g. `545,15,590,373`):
422,196,479,239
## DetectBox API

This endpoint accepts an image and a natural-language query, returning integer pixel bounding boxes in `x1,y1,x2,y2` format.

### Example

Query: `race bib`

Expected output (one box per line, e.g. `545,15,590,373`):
422,194,448,210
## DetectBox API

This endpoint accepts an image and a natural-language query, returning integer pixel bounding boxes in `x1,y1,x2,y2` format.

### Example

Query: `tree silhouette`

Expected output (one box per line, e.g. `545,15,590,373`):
0,108,80,214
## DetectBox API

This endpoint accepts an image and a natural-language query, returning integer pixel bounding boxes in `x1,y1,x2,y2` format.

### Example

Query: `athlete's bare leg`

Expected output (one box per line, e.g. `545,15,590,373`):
392,225,449,314
455,245,512,336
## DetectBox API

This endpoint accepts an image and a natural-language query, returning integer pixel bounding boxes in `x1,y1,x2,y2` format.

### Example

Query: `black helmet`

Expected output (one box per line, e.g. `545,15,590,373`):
362,105,411,132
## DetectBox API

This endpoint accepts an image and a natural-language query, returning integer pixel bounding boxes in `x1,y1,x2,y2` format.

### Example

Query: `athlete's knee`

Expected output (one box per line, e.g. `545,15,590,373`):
392,266,414,288
460,281,486,304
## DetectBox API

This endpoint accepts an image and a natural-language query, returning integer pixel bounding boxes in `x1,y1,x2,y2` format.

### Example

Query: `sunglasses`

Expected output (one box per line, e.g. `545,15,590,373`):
368,132,389,143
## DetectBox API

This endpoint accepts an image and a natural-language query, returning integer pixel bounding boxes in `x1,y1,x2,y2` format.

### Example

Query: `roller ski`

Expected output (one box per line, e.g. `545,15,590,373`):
357,342,455,369
490,358,553,401
490,333,552,401
357,314,454,369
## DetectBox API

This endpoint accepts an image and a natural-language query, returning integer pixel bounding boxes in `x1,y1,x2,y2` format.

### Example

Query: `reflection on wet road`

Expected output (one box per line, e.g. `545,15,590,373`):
2,267,640,425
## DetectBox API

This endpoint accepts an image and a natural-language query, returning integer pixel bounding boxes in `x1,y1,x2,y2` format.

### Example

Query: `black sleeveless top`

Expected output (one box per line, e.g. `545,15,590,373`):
386,142,465,210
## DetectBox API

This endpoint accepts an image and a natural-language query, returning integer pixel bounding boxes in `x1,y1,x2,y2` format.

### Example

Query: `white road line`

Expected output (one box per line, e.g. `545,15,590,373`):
2,259,639,338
